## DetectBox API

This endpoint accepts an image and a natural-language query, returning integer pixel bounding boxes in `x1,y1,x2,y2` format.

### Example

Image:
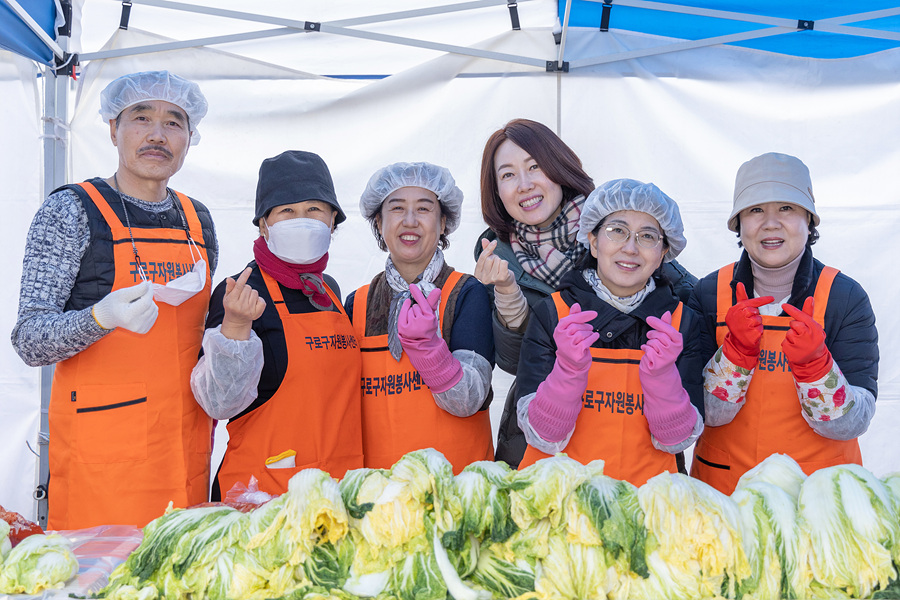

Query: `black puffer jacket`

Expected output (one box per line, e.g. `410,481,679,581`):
681,248,878,410
516,269,702,413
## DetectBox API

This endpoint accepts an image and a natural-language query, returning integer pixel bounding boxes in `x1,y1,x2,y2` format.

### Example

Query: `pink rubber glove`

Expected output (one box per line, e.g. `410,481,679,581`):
397,284,463,393
781,297,833,382
639,311,696,446
529,303,600,442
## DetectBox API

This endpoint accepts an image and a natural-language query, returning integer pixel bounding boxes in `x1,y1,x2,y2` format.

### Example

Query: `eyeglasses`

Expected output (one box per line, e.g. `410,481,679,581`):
602,224,664,249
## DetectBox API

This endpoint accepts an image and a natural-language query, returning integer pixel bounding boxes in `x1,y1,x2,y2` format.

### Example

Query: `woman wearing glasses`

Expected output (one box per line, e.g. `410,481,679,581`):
514,179,703,485
684,153,877,495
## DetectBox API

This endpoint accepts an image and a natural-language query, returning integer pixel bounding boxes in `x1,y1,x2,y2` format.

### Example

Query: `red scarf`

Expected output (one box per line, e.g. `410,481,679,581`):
253,237,332,309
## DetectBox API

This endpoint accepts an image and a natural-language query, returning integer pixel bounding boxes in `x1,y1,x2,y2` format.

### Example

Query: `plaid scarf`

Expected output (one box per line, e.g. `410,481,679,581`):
510,194,587,289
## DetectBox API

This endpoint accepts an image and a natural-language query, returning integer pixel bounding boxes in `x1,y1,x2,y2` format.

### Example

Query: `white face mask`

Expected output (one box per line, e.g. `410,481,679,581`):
146,238,207,306
264,217,332,264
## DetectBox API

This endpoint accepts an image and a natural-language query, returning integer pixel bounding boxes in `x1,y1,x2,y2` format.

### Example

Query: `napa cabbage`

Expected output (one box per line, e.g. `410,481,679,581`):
444,461,518,547
624,472,749,600
244,468,348,569
509,455,604,530
468,544,537,599
536,533,613,599
799,464,900,598
733,481,809,599
0,532,78,594
0,520,10,562
736,453,807,500
570,475,649,577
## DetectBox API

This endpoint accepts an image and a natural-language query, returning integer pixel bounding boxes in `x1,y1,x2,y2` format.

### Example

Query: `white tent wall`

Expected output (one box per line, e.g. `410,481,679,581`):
2,1,899,520
0,53,43,518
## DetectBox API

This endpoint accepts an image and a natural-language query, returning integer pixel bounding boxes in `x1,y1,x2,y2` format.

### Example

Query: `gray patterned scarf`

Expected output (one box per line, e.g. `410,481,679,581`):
583,268,656,314
385,249,445,361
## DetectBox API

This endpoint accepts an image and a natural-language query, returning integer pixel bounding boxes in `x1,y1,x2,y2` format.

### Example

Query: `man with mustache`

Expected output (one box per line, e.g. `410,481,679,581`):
12,71,218,529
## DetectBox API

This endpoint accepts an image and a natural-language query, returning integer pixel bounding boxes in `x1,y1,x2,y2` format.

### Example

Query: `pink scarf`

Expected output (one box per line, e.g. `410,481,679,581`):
252,237,332,309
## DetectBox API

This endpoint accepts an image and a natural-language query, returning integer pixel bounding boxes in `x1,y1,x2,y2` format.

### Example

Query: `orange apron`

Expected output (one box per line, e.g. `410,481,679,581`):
216,269,363,496
48,182,212,530
520,293,681,486
353,271,493,474
691,263,861,495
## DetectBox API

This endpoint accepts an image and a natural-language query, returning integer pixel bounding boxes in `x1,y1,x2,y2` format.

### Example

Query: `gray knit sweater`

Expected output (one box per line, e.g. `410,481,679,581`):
11,187,218,367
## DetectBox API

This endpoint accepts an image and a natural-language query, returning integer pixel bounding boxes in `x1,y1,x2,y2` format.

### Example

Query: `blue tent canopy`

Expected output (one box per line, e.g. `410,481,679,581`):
0,0,58,64
560,0,900,59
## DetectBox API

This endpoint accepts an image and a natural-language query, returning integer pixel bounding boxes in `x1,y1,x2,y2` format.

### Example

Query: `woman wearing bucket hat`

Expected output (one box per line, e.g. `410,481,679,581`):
514,179,704,485
345,161,495,473
684,152,878,495
474,118,698,468
191,150,363,498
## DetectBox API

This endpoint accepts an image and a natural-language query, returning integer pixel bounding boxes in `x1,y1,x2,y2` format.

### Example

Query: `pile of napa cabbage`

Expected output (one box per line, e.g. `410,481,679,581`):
0,520,78,594
96,450,900,600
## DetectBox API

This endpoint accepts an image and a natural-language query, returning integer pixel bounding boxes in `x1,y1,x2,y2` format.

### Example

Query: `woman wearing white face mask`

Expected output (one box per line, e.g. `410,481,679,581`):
191,151,363,498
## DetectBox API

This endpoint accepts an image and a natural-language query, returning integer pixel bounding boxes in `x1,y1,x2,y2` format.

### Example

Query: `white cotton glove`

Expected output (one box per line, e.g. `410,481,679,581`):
92,281,159,334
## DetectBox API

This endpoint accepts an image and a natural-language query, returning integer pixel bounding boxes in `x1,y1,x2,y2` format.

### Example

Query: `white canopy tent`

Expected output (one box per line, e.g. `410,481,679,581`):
1,0,898,522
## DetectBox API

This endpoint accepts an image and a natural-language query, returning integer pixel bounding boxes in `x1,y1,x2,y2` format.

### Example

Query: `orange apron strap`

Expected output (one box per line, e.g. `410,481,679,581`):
353,284,370,336
172,190,204,241
262,269,345,318
438,271,465,332
715,263,736,316
324,284,345,315
76,182,127,234
812,266,839,326
670,302,683,330
551,292,569,320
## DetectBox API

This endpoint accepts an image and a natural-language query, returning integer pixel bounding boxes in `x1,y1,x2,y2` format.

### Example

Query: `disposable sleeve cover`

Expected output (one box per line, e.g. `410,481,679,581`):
432,349,493,417
190,325,264,420
651,404,704,453
516,392,575,455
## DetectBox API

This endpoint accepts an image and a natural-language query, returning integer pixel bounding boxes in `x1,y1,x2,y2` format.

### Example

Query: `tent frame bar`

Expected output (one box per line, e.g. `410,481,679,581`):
572,0,900,68
584,0,900,43
1,0,66,60
556,0,573,70
79,0,548,69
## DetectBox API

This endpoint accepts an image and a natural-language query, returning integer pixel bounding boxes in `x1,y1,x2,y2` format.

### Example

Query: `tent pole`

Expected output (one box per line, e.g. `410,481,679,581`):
37,63,68,529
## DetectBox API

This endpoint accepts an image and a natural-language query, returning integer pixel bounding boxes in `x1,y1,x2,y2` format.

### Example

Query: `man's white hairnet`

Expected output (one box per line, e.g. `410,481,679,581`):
100,71,208,146
359,162,463,234
577,178,686,261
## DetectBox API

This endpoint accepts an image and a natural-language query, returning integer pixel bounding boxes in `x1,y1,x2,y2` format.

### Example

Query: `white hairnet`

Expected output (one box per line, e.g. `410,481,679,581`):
100,71,208,146
359,162,463,234
577,178,686,261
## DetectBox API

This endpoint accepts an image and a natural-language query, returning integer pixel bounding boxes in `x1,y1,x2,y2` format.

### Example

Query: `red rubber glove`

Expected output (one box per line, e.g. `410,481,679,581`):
781,297,833,382
723,282,773,370
639,312,696,445
398,284,463,393
528,303,600,442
